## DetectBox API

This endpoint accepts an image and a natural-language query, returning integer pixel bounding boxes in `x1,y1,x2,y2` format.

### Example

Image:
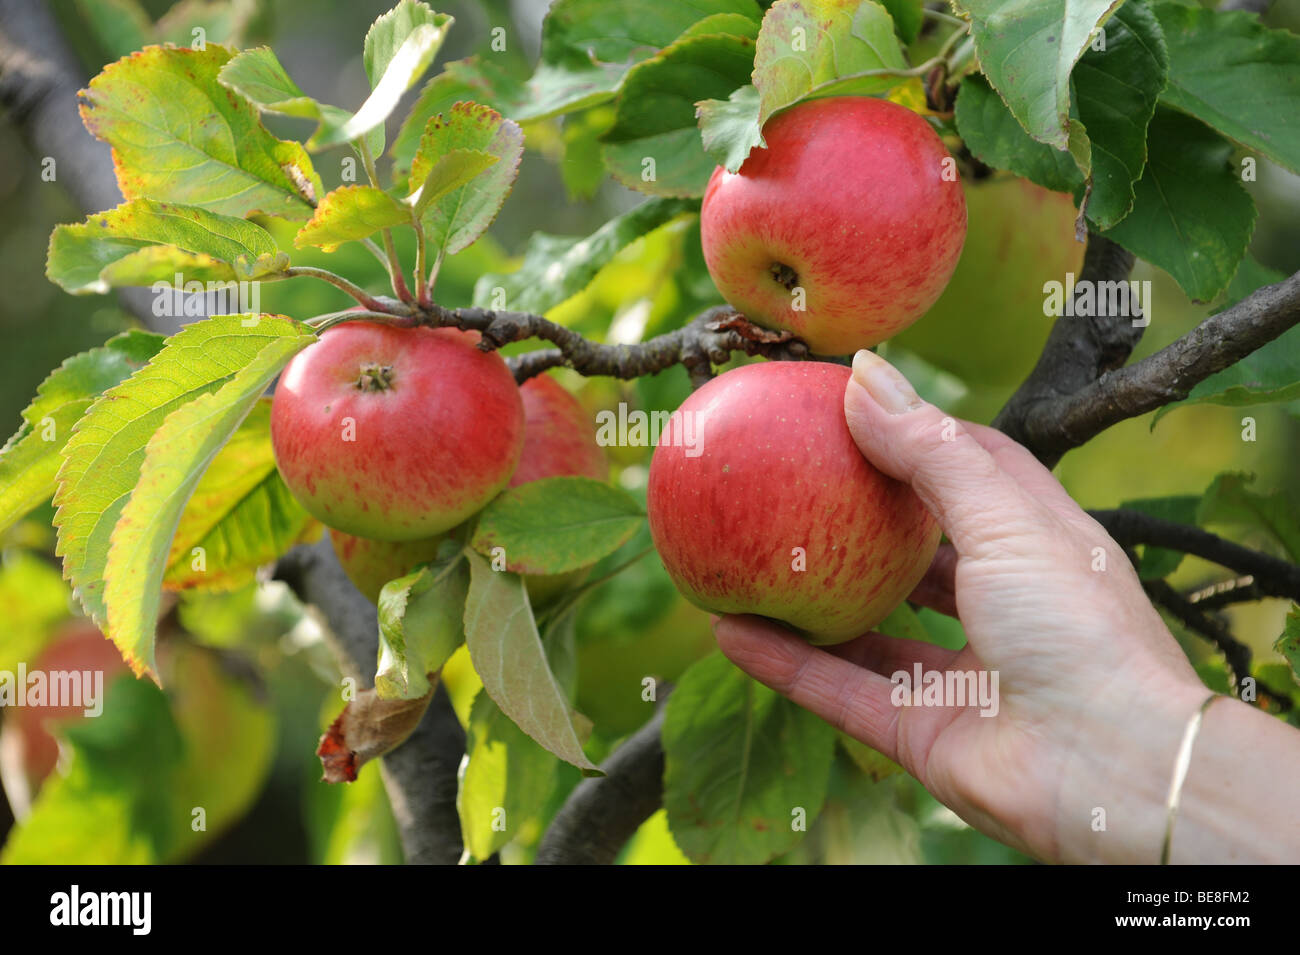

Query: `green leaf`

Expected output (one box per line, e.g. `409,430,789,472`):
1154,3,1300,178
838,733,902,782
663,652,836,864
0,331,163,535
876,602,929,642
81,44,323,220
162,400,318,591
462,549,600,773
292,185,412,252
376,547,469,701
516,0,763,121
0,552,73,676
364,0,453,88
1198,473,1300,565
1276,606,1300,684
217,46,381,156
878,0,923,44
469,477,644,576
1119,495,1200,579
956,0,1120,149
561,107,616,200
54,315,314,676
1069,0,1168,228
391,56,527,175
472,197,694,314
102,318,315,681
153,0,258,48
697,84,766,173
409,149,499,218
1102,108,1255,303
48,199,290,294
74,0,151,59
217,46,329,121
601,32,756,197
408,102,523,258
310,4,453,149
753,0,908,127
678,12,762,42
1,644,274,864
457,690,559,860
954,76,1082,194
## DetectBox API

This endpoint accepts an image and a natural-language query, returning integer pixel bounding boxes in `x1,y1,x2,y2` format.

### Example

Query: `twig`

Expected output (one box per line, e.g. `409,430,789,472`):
418,305,811,384
279,266,391,311
274,537,465,865
1185,576,1265,610
535,700,669,865
1144,579,1291,712
1090,508,1300,603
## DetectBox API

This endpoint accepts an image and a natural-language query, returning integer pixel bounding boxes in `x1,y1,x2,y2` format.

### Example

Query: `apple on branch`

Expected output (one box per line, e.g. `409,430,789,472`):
701,96,967,356
270,322,525,542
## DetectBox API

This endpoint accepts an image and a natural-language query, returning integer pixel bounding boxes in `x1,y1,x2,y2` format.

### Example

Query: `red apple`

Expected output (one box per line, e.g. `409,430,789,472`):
646,360,940,644
329,529,448,603
700,96,966,356
271,323,525,541
511,374,607,487
0,622,128,814
511,374,608,604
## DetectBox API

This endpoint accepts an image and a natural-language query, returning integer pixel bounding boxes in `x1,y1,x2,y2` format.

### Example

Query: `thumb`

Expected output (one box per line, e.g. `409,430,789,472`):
844,349,1036,554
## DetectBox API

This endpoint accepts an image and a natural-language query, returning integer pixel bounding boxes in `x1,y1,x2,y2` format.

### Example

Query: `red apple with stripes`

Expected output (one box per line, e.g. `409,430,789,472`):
270,322,525,542
647,360,939,644
700,96,966,355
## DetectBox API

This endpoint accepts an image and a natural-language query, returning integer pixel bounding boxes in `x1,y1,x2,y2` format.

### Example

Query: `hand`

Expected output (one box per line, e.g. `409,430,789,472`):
714,350,1219,863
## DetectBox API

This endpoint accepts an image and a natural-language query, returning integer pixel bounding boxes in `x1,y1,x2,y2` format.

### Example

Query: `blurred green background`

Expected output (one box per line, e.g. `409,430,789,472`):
0,0,1297,865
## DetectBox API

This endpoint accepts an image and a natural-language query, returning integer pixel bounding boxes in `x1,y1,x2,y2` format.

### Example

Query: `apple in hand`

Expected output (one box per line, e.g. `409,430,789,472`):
646,360,939,644
271,322,525,541
511,373,608,605
700,96,966,356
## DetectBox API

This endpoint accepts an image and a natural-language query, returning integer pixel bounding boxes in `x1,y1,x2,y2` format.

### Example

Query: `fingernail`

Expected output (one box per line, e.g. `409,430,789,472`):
851,350,922,415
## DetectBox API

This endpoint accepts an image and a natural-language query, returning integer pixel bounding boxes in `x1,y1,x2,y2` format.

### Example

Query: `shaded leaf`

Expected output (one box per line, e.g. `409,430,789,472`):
753,0,907,126
162,400,319,591
471,197,694,314
462,549,600,773
0,331,163,534
376,546,469,701
469,477,644,576
601,32,756,197
956,0,1120,149
1102,108,1255,302
1155,4,1300,177
457,690,559,860
663,652,836,864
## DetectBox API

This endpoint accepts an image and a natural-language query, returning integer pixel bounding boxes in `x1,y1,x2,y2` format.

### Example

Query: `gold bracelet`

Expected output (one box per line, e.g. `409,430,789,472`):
1160,692,1223,865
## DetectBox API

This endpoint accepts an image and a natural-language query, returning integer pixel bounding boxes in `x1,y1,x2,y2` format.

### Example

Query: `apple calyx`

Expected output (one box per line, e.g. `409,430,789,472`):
354,362,394,392
769,262,798,291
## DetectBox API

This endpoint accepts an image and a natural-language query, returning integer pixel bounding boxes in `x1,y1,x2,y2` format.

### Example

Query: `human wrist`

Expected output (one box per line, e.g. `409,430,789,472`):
1054,669,1213,864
